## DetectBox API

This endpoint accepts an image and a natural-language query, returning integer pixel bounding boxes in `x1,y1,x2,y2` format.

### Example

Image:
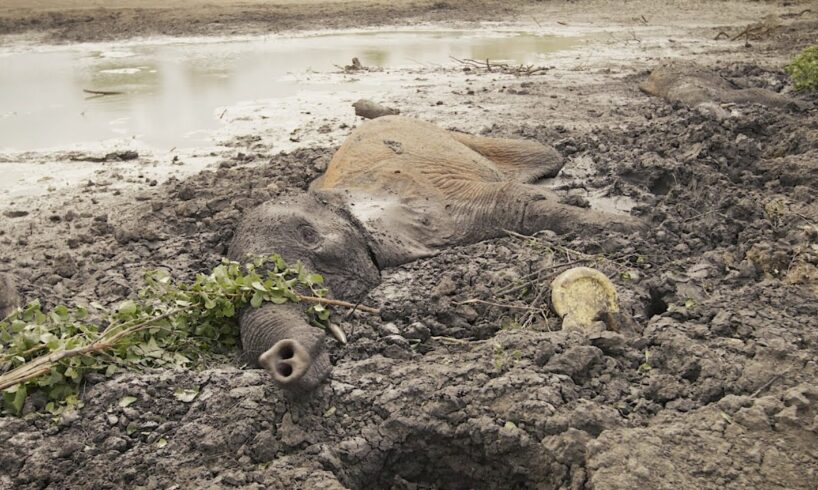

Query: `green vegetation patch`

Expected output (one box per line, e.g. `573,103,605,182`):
785,44,818,91
0,255,329,416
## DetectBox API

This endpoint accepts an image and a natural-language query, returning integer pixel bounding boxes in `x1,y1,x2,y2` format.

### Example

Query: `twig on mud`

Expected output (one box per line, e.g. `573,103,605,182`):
491,260,589,298
521,285,549,328
453,298,546,311
531,15,542,28
430,336,485,344
750,371,788,398
83,89,124,97
296,295,380,314
449,56,548,76
795,212,816,225
714,31,730,41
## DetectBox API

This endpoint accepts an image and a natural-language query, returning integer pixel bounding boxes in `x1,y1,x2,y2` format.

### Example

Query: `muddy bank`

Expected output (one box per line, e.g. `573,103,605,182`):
2,2,818,489
0,0,522,43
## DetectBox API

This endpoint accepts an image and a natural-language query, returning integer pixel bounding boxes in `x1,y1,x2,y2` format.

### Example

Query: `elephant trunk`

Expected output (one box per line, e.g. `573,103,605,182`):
239,304,331,392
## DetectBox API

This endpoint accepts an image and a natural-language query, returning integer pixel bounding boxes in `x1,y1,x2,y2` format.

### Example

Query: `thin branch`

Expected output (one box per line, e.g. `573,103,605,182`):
453,298,545,311
296,295,379,314
83,89,124,96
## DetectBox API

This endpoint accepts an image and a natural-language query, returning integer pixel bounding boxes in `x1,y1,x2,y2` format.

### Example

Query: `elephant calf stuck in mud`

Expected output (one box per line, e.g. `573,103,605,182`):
229,115,645,392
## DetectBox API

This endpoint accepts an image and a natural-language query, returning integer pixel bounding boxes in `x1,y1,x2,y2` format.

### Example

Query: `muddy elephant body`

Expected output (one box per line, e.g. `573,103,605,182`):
229,116,643,391
640,60,805,114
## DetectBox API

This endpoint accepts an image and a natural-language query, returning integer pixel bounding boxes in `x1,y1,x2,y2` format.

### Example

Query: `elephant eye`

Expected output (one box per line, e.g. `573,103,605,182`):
297,223,320,246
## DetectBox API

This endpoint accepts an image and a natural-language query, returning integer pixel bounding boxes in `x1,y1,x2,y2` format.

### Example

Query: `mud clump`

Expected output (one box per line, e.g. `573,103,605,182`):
352,99,400,119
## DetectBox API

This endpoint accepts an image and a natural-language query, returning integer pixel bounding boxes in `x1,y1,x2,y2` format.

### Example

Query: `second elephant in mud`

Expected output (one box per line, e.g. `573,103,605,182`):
640,60,807,115
229,115,645,392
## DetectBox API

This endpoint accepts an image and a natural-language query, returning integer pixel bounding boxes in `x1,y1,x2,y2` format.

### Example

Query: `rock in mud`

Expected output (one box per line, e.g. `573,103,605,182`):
2,210,29,219
352,99,400,119
53,254,78,279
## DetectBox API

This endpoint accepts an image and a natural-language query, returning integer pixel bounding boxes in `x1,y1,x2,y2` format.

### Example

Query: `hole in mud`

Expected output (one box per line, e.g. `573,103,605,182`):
645,288,668,318
279,345,295,360
346,423,556,490
277,363,293,377
649,173,675,196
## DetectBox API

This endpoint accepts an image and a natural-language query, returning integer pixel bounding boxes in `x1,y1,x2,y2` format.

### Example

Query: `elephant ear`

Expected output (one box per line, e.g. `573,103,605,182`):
447,131,565,184
322,189,444,268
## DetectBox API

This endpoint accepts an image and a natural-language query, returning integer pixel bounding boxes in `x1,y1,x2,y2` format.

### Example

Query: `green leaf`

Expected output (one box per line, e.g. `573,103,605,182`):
117,300,138,317
250,292,263,309
156,438,168,448
174,387,200,403
3,384,27,415
306,273,324,285
119,395,138,408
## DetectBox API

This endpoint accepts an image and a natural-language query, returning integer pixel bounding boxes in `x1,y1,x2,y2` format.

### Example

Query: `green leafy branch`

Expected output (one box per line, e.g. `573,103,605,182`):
786,44,818,91
0,255,377,415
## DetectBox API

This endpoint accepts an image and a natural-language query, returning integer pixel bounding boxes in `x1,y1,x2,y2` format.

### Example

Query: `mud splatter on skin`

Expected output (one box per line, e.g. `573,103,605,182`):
2,9,818,490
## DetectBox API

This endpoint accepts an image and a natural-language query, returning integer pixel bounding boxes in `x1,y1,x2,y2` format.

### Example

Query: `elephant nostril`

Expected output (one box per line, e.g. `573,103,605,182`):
279,345,294,360
277,363,293,377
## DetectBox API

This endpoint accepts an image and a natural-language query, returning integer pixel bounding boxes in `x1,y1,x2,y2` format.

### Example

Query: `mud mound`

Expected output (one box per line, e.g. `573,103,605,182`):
0,147,332,311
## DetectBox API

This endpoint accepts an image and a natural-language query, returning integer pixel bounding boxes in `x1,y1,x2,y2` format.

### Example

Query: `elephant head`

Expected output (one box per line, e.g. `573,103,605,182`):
228,194,380,391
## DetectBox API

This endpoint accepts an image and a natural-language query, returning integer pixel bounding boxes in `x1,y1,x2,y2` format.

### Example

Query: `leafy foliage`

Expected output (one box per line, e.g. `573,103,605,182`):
785,44,818,91
0,255,328,416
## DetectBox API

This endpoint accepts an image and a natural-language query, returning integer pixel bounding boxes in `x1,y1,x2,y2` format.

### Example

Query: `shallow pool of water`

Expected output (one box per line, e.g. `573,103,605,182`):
0,30,583,151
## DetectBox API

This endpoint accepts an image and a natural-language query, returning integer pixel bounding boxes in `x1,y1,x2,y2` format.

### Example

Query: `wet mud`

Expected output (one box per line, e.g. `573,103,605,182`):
2,3,818,490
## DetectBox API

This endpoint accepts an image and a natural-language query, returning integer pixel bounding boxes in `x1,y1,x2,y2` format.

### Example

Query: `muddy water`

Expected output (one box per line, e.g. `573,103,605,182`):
0,30,582,151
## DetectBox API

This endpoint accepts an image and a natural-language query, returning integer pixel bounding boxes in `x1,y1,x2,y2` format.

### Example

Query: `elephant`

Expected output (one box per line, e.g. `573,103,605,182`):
639,60,806,115
228,115,645,393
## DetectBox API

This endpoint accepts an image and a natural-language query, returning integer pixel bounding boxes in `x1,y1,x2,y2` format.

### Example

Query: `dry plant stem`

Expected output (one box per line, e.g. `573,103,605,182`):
522,286,548,327
83,88,124,96
454,298,546,311
492,260,589,298
750,371,788,398
297,295,380,314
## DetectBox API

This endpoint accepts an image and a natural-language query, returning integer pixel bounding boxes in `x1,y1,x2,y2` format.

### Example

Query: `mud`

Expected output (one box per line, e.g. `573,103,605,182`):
2,1,818,489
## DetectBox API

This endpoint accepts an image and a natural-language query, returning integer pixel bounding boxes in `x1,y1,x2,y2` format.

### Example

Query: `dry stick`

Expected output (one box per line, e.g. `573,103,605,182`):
750,370,788,398
492,260,588,298
83,89,124,96
297,295,380,314
522,285,548,328
453,298,546,311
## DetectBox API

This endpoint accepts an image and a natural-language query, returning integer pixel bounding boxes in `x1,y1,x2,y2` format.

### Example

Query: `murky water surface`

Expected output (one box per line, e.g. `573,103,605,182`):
0,30,582,151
